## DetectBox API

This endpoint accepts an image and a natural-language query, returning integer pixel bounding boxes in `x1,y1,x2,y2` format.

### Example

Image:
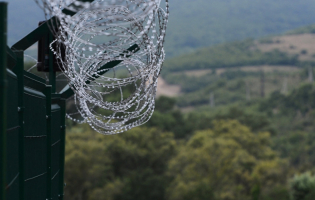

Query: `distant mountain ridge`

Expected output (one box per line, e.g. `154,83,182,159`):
7,0,315,57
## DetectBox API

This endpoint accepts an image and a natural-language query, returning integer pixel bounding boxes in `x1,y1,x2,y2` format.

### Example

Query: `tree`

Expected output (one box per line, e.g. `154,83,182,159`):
154,96,177,113
64,125,177,200
167,120,288,200
64,124,112,200
289,172,315,200
214,106,272,134
146,96,191,139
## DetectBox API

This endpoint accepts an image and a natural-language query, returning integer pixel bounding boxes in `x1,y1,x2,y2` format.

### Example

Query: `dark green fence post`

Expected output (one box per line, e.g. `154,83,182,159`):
13,50,25,200
59,98,66,200
47,25,55,200
45,86,52,200
0,2,8,200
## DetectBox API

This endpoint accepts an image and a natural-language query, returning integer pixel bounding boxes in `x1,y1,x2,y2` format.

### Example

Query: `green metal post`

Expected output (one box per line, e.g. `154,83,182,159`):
45,86,52,200
0,2,8,200
59,98,66,200
14,50,25,200
47,28,54,200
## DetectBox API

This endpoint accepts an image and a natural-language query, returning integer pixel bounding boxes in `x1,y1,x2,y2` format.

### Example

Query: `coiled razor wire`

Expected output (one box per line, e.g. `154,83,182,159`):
34,0,169,134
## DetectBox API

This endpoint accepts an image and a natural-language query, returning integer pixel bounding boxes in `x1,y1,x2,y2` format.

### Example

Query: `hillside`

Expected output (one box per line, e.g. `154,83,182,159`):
8,0,315,57
158,31,315,108
163,33,315,73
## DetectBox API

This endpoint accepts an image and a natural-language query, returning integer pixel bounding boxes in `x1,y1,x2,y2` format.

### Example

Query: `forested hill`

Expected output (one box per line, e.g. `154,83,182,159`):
163,31,315,75
158,28,315,108
8,0,315,57
166,0,315,57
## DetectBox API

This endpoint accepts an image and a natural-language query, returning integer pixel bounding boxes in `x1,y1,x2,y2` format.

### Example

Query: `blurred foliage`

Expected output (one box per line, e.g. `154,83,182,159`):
61,27,315,200
164,0,315,57
64,119,293,200
286,24,315,35
163,39,300,75
289,172,315,200
260,84,315,115
167,120,288,200
160,37,315,108
65,125,176,200
63,86,315,200
57,43,315,200
145,96,192,139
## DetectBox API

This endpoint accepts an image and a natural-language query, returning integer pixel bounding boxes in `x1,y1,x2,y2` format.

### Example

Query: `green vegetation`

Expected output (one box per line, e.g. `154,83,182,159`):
161,35,315,108
164,67,311,108
65,120,291,200
61,28,315,199
64,81,315,200
165,0,315,57
286,24,315,35
65,125,176,200
163,39,299,74
289,172,315,200
167,120,288,200
10,1,315,199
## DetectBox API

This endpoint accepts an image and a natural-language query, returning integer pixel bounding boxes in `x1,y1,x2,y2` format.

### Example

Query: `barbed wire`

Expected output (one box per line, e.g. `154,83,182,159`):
33,0,169,134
